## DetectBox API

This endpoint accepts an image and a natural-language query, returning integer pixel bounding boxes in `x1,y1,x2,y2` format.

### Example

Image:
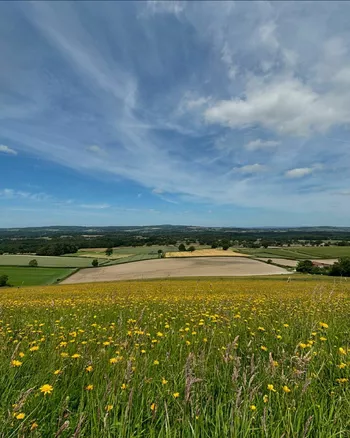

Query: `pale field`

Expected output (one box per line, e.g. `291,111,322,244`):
257,258,339,267
166,249,249,258
62,257,288,284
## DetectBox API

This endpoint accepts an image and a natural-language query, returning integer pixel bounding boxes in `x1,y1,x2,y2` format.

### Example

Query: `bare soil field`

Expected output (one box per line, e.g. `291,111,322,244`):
62,257,288,284
165,249,248,257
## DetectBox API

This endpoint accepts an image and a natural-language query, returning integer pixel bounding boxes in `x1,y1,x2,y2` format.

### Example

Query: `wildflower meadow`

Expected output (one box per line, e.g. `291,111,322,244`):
0,278,349,437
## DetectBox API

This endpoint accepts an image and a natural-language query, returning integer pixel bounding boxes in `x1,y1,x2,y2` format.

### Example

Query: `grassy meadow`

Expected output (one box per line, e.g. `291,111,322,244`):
236,246,350,260
0,266,76,287
0,278,349,437
0,254,103,268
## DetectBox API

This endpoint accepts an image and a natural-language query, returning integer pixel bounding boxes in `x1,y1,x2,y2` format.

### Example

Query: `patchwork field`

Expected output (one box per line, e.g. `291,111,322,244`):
236,246,350,259
62,257,288,284
0,278,349,436
165,249,248,257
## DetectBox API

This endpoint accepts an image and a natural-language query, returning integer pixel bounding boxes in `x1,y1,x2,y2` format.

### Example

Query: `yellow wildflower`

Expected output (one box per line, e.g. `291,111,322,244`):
11,360,22,367
86,384,93,391
267,384,276,392
173,392,180,398
16,413,25,420
250,405,257,411
40,384,53,395
282,385,291,393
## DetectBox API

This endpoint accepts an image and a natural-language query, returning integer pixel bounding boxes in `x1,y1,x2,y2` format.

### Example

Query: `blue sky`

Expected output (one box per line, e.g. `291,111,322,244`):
1,1,350,227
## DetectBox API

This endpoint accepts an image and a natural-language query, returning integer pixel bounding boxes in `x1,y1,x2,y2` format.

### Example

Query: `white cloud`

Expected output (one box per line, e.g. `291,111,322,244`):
152,188,164,194
87,145,103,153
245,139,280,151
233,163,267,174
79,203,110,209
0,144,17,155
285,167,315,178
0,188,50,201
146,1,184,16
204,78,350,136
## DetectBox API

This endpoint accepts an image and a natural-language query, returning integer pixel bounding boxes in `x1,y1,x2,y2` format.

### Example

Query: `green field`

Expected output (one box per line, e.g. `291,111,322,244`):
0,279,349,436
0,266,76,286
235,246,350,259
0,254,105,268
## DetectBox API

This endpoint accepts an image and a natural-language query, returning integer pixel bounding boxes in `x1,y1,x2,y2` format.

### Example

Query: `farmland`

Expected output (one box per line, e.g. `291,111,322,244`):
0,254,103,268
0,278,349,437
0,266,76,286
236,246,350,260
165,249,247,258
62,257,288,284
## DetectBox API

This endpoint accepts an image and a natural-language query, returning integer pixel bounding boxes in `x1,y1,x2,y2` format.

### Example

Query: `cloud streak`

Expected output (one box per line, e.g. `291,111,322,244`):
1,2,350,224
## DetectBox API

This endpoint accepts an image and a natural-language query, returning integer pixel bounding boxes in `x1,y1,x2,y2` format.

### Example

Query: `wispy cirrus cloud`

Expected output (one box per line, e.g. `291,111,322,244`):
0,145,17,155
1,1,350,225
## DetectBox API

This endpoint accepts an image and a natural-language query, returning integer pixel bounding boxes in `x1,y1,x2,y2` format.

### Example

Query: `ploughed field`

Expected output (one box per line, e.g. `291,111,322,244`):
62,257,288,284
1,279,349,437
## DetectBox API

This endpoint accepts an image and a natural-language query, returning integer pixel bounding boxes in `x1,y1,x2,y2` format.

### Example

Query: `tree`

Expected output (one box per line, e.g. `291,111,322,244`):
92,259,99,267
0,274,9,287
105,247,113,257
222,244,229,251
329,257,350,277
296,260,314,274
188,246,196,252
211,242,218,249
178,243,186,252
29,259,38,267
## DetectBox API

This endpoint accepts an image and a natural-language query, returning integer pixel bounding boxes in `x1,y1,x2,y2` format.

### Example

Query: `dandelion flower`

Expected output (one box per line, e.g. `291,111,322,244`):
282,385,291,393
11,360,22,367
153,360,159,365
250,405,257,411
53,369,62,375
86,384,93,391
16,413,25,420
173,392,180,398
86,365,93,372
150,403,156,411
267,384,276,392
30,422,38,430
106,405,113,412
40,384,53,395
162,378,168,385
263,394,268,403
260,346,268,351
339,347,347,355
121,383,127,390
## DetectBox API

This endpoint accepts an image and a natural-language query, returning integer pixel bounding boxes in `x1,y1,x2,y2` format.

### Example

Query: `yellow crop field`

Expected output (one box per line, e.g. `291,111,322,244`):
165,249,248,257
0,279,349,437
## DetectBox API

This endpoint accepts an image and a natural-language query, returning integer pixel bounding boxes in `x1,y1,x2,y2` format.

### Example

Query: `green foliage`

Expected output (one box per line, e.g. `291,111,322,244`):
28,259,38,267
0,274,9,287
296,260,314,273
329,257,350,277
92,259,99,267
178,243,186,252
188,246,196,252
105,248,113,257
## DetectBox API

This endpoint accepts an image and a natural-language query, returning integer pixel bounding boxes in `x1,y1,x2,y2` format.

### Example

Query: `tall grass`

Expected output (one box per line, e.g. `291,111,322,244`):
0,279,349,437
